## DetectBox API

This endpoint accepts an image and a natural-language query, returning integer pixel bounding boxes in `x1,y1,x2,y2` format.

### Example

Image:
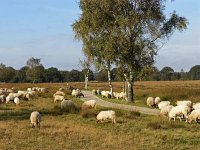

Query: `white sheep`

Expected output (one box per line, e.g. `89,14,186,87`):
168,105,190,122
82,100,97,109
192,103,200,110
54,91,65,97
71,89,84,98
96,110,116,124
176,100,192,107
160,105,174,118
14,97,20,105
96,89,101,95
146,97,155,107
154,97,161,107
30,111,41,129
101,91,111,98
54,95,65,103
6,96,12,104
187,109,200,123
61,100,75,109
158,101,170,110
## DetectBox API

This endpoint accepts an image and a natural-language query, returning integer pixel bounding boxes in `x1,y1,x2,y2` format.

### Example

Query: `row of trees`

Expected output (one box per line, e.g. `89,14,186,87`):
1,58,200,83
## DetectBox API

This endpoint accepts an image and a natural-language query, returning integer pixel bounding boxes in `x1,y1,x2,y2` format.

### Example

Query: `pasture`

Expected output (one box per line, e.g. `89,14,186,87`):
1,81,200,149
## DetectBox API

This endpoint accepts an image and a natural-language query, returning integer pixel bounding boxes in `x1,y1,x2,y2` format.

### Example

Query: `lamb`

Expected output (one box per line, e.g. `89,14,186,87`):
160,105,174,118
96,110,116,124
82,100,97,109
168,105,190,122
30,111,41,129
54,95,65,103
176,100,192,107
14,97,20,105
96,89,101,95
61,100,75,109
158,101,170,110
146,97,155,107
187,109,200,123
154,97,161,107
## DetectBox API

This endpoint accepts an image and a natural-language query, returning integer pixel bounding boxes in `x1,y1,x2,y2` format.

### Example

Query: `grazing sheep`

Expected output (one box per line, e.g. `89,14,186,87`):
154,97,161,107
101,91,111,98
82,100,97,109
61,100,75,109
27,88,32,92
71,89,84,98
146,97,155,107
158,101,170,110
54,95,65,103
14,97,20,105
96,110,116,124
192,103,200,110
160,105,174,118
187,109,200,123
54,91,65,97
6,96,13,104
176,100,192,107
30,111,41,129
168,105,190,122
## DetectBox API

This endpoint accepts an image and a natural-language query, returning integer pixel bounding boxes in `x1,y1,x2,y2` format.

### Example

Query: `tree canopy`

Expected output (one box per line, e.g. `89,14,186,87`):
73,0,188,102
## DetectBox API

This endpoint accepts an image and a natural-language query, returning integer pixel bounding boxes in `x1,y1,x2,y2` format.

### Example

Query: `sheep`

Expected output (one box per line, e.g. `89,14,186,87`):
6,96,12,104
146,97,155,107
158,101,170,110
27,88,32,92
14,97,20,105
160,105,174,118
30,111,41,129
17,90,27,99
101,91,111,98
187,109,200,124
71,89,84,98
54,91,65,97
96,110,116,124
192,103,200,110
176,100,192,107
61,100,75,109
154,97,161,107
82,100,97,109
54,95,65,103
168,105,190,122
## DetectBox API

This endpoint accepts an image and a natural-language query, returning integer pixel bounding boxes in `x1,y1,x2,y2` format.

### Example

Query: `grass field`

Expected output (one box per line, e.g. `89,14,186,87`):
1,81,200,149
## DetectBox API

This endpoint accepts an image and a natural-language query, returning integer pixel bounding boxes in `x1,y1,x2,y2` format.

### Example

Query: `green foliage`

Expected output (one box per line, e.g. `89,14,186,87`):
188,65,200,80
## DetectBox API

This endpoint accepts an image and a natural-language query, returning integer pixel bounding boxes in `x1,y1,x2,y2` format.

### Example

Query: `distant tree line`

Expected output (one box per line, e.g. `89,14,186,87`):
0,58,200,83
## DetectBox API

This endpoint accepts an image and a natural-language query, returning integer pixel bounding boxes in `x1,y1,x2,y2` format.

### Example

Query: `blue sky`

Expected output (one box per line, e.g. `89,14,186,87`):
0,0,199,72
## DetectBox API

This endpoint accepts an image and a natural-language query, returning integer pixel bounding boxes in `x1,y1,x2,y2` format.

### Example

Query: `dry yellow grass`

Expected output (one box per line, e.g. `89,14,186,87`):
1,81,200,149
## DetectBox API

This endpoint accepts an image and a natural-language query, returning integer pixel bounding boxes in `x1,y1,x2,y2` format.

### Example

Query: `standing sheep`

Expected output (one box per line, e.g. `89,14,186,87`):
158,101,170,110
30,111,41,129
96,110,116,124
54,95,65,103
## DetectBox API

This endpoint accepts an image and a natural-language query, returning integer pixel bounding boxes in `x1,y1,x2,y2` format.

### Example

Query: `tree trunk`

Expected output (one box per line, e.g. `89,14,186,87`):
107,69,113,97
127,80,134,102
84,70,89,90
124,72,134,102
122,78,127,101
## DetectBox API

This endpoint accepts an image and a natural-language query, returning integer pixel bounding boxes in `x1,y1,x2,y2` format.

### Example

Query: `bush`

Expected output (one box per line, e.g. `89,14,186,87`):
81,107,98,118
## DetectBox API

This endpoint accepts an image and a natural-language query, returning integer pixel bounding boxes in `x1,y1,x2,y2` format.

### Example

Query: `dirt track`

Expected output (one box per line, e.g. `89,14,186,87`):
81,91,160,115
